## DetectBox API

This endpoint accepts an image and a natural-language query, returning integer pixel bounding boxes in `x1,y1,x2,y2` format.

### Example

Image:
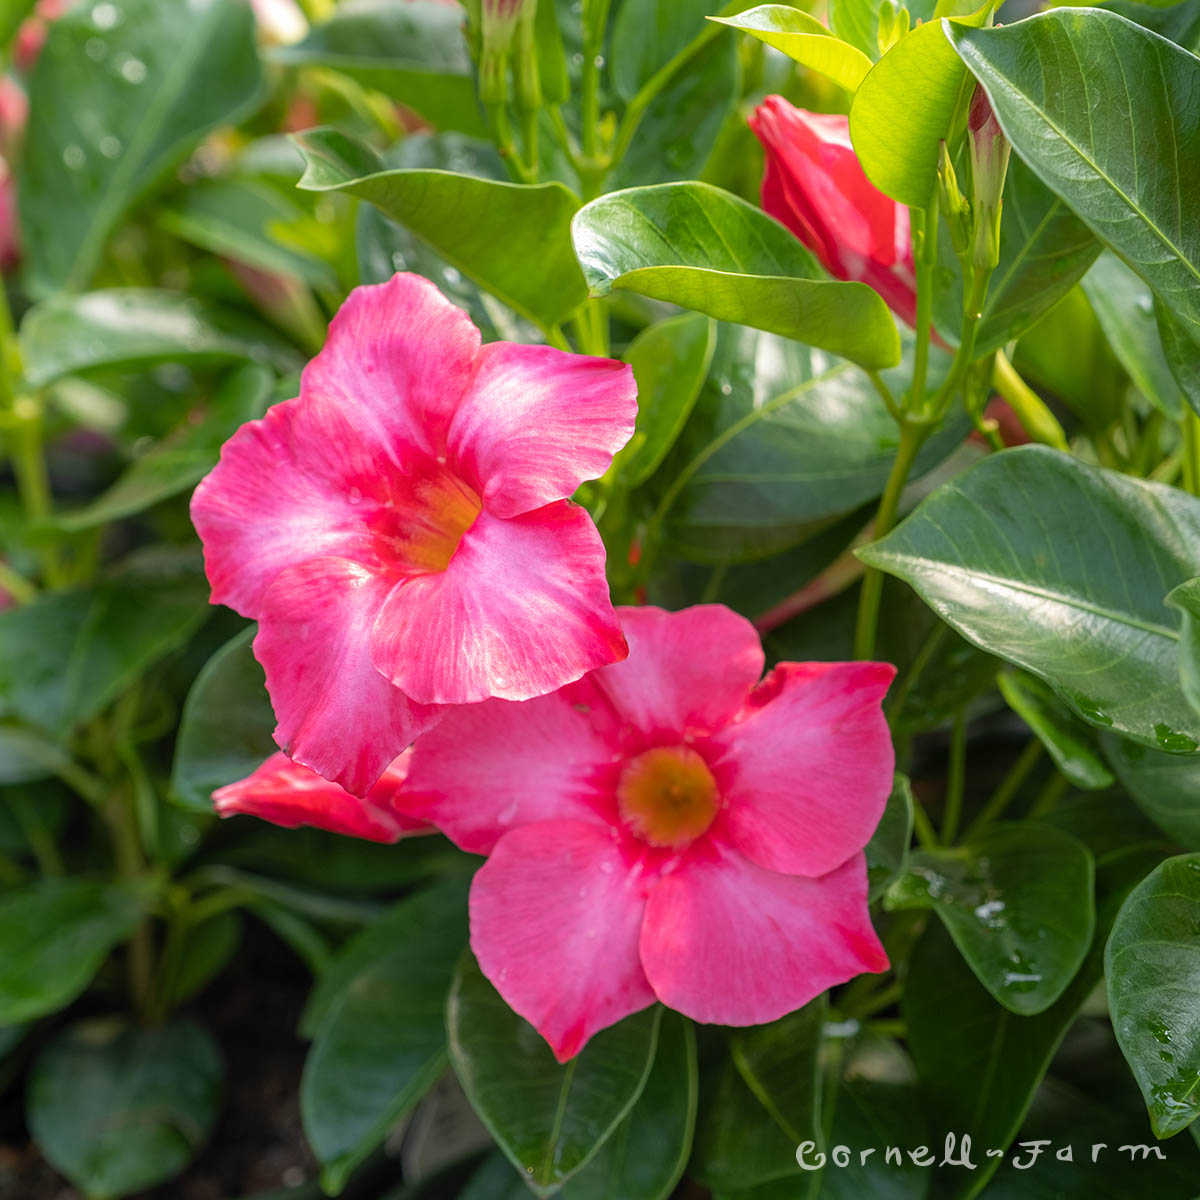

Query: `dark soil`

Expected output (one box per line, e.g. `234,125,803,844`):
0,924,319,1200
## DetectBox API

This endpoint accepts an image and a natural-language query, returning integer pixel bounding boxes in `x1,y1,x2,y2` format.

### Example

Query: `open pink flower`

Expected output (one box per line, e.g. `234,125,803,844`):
214,751,431,844
401,605,893,1060
749,96,916,326
192,273,636,797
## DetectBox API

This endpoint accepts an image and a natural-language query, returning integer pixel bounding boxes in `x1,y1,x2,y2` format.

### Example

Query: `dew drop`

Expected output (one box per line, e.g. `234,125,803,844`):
92,2,119,28
390,251,407,270
120,56,147,83
347,486,363,505
720,382,732,395
62,144,85,169
443,267,462,285
99,135,121,159
599,860,614,874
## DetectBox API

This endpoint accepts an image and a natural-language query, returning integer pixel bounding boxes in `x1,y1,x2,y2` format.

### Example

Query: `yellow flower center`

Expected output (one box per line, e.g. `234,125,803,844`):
617,745,719,849
383,464,482,576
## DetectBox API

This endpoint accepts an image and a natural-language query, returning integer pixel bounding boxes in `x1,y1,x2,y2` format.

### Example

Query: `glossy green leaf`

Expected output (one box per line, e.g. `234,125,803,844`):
935,155,1100,355
20,289,297,388
0,879,153,1024
858,446,1200,753
54,364,274,531
446,955,660,1197
1083,254,1184,420
1106,853,1200,1137
302,880,469,1192
159,178,337,291
20,0,264,295
616,313,714,487
866,774,914,901
572,183,901,369
273,0,486,137
887,822,1095,1014
709,6,872,92
556,1012,697,1200
1105,735,1200,850
29,1018,222,1199
658,325,964,562
850,5,993,208
1107,0,1200,51
294,127,587,329
731,995,825,1146
830,0,883,59
1157,300,1200,416
171,627,275,812
0,550,210,737
1168,578,1200,717
692,1047,812,1192
610,32,738,190
998,671,1114,790
906,843,1162,1199
950,10,1200,342
610,0,714,101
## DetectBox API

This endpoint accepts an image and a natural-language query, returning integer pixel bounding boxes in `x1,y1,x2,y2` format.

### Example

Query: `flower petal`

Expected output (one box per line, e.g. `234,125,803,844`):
591,606,765,741
400,682,618,854
254,556,441,796
301,272,481,465
213,751,430,843
470,820,657,1062
448,342,636,518
190,398,378,617
640,848,887,1026
709,661,895,877
371,503,627,705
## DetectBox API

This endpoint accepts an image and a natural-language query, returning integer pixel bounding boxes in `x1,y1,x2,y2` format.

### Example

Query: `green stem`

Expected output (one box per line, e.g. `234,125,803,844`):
911,795,939,851
887,621,949,729
545,323,571,352
867,369,903,424
487,102,533,183
1183,411,1200,498
520,106,540,180
10,793,64,875
853,420,929,660
966,737,1042,840
941,708,968,844
924,266,989,422
0,559,35,604
1029,770,1070,818
908,201,939,411
105,785,155,1021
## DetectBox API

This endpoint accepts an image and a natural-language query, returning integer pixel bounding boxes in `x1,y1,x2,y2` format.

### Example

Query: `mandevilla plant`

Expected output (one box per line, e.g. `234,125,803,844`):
4,0,1200,1197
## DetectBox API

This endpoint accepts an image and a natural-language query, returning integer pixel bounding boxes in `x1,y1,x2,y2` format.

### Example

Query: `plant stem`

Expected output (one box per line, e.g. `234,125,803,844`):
853,419,928,660
911,795,939,850
867,369,903,423
1029,770,1070,818
10,794,64,876
545,323,571,351
966,737,1042,840
0,558,35,603
1183,411,1200,497
105,785,155,1021
941,708,968,844
909,201,939,410
887,621,949,729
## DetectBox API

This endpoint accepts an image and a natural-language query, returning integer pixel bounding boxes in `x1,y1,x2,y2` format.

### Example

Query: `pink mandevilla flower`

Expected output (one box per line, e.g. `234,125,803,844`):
399,604,894,1061
191,273,637,797
749,95,917,326
214,751,429,844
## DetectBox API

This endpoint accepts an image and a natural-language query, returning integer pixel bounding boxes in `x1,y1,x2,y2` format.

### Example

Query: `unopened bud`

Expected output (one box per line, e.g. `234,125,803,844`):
968,86,1010,270
938,141,970,257
479,0,532,104
513,1,542,113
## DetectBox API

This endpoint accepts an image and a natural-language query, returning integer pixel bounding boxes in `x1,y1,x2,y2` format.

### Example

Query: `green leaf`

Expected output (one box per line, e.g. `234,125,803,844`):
858,446,1200,753
905,843,1162,1198
20,0,264,295
20,289,298,388
709,6,872,92
849,5,993,208
159,178,337,291
302,879,470,1192
830,0,882,59
692,1046,812,1192
165,912,242,1009
1107,0,1200,51
572,183,901,369
731,995,825,1146
0,550,210,737
273,0,486,137
887,822,1095,1015
866,774,914,901
1104,734,1200,851
446,955,660,1197
616,313,714,487
658,325,965,562
0,879,153,1024
935,155,1100,355
1082,254,1184,420
171,627,276,813
294,126,587,329
1157,299,1200,416
54,364,274,531
949,10,1200,343
556,1012,697,1200
28,1017,223,1199
998,671,1115,790
1106,853,1200,1137
1168,578,1200,717
0,725,81,785
610,0,715,101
